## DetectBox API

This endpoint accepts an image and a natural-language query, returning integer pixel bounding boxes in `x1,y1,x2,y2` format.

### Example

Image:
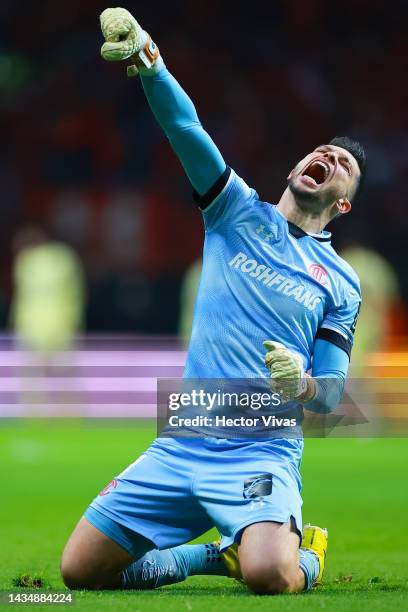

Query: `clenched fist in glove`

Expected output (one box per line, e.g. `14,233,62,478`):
263,340,316,402
100,7,162,76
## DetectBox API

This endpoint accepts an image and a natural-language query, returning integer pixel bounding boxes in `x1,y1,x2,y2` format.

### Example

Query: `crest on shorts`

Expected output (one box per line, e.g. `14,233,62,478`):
99,478,118,496
243,473,273,499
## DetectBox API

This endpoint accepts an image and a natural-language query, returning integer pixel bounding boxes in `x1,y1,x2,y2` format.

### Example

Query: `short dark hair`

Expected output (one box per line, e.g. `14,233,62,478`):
329,136,367,201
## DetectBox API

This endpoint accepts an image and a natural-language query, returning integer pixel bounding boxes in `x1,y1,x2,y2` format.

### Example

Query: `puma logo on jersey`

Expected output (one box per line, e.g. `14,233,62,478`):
229,251,321,311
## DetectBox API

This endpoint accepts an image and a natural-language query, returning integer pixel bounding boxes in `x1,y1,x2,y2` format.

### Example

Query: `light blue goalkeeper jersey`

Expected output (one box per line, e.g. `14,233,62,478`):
140,66,361,392
184,168,361,379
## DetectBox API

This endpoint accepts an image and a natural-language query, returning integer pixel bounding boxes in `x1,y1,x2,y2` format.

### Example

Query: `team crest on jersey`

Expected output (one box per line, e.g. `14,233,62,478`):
309,263,328,285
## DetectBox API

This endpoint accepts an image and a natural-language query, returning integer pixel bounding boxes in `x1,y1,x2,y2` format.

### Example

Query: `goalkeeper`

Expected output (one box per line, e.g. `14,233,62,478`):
61,8,364,594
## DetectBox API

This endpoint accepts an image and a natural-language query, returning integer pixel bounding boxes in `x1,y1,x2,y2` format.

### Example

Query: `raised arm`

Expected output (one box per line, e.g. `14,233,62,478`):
100,7,226,197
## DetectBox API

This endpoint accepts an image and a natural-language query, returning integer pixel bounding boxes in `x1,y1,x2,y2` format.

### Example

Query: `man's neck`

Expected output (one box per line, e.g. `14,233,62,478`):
277,188,330,234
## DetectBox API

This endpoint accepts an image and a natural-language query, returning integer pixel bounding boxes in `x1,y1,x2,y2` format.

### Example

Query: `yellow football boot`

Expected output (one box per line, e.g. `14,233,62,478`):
216,524,328,587
301,524,328,585
213,539,243,581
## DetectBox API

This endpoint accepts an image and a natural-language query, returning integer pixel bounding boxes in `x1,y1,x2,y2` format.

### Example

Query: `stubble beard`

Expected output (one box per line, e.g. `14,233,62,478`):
288,179,326,214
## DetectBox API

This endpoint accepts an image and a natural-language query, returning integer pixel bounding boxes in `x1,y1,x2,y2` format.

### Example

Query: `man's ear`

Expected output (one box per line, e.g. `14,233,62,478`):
335,197,352,215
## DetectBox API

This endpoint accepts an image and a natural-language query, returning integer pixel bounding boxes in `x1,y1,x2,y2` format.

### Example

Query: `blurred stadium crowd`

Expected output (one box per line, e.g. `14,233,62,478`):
0,0,407,333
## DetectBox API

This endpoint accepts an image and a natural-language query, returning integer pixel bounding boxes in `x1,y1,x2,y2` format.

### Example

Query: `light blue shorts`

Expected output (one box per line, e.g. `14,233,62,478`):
85,437,303,557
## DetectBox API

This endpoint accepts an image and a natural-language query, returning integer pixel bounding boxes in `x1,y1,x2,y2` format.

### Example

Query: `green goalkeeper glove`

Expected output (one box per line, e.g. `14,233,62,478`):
100,7,162,77
263,340,316,402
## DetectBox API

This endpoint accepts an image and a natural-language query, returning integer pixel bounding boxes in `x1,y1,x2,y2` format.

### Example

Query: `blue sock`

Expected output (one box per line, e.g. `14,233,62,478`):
299,549,320,591
170,543,228,577
121,543,228,590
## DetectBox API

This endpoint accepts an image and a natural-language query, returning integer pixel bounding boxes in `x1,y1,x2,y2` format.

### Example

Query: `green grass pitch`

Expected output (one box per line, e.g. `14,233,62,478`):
0,420,407,611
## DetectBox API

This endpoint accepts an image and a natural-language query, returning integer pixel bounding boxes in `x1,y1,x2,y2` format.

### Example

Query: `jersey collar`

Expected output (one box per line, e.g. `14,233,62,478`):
287,221,332,243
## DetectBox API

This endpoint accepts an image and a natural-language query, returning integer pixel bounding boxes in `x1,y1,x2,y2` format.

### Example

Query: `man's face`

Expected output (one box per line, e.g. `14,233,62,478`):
288,144,361,211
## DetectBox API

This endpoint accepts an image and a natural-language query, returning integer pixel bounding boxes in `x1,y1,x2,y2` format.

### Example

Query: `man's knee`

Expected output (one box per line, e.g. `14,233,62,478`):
239,520,301,594
242,559,297,595
60,517,132,590
60,550,113,591
60,550,104,590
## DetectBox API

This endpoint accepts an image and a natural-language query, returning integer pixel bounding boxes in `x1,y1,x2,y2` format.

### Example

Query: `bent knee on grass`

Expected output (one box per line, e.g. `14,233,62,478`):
61,517,133,590
239,520,303,594
241,560,302,594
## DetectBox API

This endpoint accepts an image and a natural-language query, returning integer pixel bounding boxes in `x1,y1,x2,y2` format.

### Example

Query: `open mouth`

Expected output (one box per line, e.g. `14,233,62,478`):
301,160,331,186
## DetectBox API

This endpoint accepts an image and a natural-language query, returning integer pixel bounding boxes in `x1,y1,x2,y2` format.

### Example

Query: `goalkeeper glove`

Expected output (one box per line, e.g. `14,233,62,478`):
263,340,316,402
100,7,162,77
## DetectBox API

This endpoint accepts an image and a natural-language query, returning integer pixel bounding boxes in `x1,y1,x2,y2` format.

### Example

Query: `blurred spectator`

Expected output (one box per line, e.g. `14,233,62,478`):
10,227,85,352
341,245,402,369
179,258,202,348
